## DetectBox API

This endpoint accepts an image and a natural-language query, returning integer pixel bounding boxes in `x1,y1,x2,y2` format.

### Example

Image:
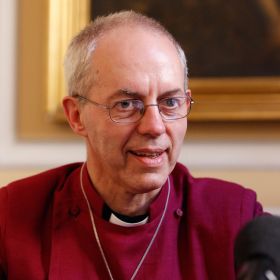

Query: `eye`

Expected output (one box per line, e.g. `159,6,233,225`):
119,100,132,109
114,99,143,111
161,97,181,108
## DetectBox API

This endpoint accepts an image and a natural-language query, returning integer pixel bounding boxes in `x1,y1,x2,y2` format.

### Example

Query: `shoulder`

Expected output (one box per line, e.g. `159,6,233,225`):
0,162,83,240
1,162,82,194
0,163,82,275
172,162,257,201
0,162,82,219
171,162,263,222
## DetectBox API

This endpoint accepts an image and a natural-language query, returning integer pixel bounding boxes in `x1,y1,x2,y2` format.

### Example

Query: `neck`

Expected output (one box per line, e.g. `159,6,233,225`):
86,164,161,217
104,190,160,216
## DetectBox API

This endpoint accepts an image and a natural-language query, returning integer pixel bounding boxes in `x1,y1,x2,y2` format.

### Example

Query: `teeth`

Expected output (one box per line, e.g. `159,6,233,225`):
133,152,161,158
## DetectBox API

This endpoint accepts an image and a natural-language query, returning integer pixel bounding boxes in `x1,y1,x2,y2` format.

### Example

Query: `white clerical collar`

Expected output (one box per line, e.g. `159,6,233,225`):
109,212,149,227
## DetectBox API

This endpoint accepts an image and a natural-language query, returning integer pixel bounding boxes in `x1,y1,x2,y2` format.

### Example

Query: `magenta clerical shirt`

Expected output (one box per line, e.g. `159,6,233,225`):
0,162,263,279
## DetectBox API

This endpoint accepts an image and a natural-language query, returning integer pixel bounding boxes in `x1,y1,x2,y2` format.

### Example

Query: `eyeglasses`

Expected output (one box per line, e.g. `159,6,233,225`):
73,94,194,124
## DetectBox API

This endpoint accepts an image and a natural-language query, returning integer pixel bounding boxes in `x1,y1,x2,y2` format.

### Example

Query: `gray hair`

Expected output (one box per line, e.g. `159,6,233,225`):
64,10,188,97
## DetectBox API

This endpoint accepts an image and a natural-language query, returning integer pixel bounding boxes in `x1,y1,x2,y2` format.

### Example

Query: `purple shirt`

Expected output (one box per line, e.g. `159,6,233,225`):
0,162,263,279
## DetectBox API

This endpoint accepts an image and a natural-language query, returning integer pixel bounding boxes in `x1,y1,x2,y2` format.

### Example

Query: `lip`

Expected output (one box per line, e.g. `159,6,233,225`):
128,148,167,167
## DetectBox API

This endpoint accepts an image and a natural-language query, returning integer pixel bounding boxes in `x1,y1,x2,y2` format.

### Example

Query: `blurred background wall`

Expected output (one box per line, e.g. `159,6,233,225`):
0,0,279,213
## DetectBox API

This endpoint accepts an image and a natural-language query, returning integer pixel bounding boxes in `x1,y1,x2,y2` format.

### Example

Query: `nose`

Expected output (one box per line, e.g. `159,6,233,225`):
136,105,166,137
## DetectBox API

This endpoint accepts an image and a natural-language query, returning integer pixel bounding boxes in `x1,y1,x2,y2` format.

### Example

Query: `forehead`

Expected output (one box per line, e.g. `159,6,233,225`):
94,25,178,58
90,26,184,92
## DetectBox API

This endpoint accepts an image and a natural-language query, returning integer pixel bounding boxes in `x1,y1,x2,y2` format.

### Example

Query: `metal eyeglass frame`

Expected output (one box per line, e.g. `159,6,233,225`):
73,93,194,124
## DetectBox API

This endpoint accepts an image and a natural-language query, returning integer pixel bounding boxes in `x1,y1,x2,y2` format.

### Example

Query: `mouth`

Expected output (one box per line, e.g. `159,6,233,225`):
128,148,167,167
129,150,164,159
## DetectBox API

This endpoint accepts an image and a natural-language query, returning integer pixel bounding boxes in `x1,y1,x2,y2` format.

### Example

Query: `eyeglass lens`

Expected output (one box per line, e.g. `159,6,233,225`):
110,96,192,123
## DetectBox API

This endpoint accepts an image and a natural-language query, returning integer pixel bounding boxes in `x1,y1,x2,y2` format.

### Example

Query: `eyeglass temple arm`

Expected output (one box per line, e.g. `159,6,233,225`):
73,94,109,109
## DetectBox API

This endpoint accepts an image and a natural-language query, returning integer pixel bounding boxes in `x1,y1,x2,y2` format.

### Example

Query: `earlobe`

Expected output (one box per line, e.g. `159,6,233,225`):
62,96,87,136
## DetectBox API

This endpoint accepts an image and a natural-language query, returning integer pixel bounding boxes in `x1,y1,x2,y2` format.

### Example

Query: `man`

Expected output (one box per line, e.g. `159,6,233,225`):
0,11,263,279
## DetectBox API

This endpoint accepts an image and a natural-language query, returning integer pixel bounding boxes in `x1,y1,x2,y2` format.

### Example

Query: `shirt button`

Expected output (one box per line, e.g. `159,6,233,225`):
68,206,81,218
175,208,183,217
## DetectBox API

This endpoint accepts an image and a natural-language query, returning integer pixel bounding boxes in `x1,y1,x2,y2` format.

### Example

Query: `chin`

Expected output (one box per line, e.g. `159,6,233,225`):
127,172,168,194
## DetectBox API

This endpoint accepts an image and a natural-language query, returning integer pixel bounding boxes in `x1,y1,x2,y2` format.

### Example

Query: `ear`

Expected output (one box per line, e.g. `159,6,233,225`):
62,96,87,137
186,89,191,97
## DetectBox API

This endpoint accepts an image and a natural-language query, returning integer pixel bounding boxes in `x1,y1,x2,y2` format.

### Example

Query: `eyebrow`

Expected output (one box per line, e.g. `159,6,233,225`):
111,88,184,99
119,88,140,97
158,88,185,98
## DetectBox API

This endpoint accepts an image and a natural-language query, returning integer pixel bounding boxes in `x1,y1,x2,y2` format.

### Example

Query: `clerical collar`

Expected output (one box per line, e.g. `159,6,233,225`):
103,204,149,227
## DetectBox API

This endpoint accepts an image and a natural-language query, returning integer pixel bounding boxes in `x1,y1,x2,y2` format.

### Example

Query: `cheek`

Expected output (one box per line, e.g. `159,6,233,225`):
174,117,187,133
88,122,133,155
169,121,187,151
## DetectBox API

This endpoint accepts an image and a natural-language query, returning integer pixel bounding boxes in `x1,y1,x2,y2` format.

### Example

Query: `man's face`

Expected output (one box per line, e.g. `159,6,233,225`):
79,27,188,194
